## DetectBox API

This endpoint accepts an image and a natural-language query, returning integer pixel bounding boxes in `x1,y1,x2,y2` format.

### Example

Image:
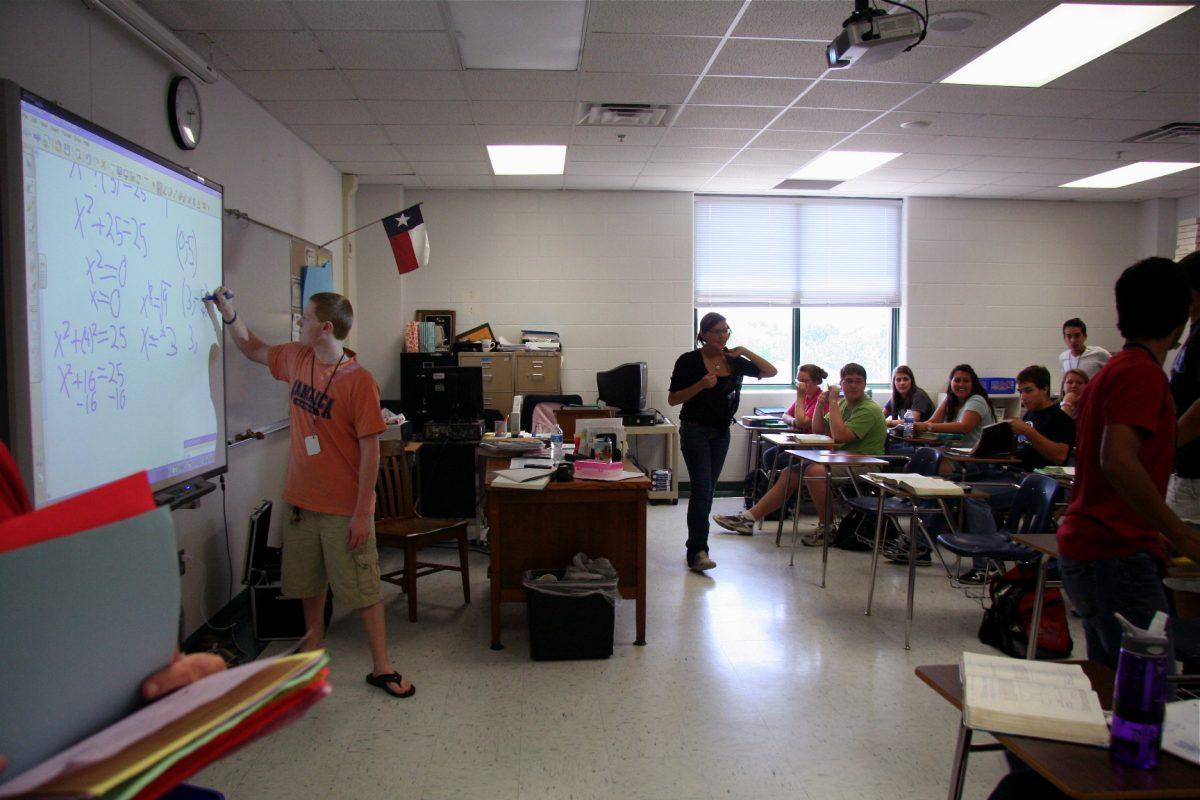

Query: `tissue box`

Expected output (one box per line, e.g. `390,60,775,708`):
573,459,622,480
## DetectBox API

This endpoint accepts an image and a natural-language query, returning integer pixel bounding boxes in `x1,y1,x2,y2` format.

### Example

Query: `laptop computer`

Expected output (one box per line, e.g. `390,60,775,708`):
947,422,1015,458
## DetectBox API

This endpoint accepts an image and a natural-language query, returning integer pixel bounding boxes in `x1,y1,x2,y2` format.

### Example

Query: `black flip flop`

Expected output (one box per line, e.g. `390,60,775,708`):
365,671,416,698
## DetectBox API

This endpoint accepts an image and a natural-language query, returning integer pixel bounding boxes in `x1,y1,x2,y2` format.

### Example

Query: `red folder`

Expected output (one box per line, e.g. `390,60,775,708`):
0,472,154,555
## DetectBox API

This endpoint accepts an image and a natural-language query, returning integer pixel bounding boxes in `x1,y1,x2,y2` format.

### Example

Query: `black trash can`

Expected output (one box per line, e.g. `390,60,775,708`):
523,569,618,660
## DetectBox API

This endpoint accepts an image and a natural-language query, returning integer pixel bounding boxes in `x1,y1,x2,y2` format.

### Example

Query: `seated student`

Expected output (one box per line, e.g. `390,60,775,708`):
1059,317,1110,378
914,364,995,475
1059,368,1089,420
1010,365,1076,473
760,364,827,473
883,365,935,427
715,363,885,541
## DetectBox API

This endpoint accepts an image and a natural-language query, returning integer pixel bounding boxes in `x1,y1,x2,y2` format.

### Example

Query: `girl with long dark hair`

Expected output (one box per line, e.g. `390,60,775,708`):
883,365,934,427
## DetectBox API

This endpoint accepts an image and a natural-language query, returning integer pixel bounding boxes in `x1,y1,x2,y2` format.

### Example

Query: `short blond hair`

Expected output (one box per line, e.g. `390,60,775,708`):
309,292,353,340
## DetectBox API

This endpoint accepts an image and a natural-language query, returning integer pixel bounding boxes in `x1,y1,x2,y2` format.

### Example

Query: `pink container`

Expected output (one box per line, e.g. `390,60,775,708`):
573,459,623,480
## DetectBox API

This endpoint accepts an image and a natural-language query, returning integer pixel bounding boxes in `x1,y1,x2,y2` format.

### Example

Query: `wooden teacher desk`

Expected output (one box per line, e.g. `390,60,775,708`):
484,460,649,650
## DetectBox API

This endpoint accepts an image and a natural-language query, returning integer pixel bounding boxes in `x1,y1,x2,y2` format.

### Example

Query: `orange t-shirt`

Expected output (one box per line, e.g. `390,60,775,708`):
268,343,387,516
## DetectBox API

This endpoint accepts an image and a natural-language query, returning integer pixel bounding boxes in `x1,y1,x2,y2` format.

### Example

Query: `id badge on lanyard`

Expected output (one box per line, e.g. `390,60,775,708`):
305,434,321,456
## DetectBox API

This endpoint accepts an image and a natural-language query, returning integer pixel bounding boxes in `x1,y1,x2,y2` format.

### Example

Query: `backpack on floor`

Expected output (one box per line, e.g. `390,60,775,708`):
978,564,1073,660
829,508,873,551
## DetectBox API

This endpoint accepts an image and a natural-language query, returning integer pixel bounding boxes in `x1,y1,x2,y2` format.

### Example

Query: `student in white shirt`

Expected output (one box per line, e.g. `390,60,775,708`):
1059,317,1110,378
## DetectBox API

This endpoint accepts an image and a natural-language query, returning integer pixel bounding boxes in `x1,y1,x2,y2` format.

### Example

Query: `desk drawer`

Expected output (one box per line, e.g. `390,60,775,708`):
460,353,514,391
482,391,514,415
515,354,561,393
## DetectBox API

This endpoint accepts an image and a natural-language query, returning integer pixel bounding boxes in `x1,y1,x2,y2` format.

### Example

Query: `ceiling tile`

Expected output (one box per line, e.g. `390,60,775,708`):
576,72,697,104
357,174,426,186
903,183,974,196
704,175,782,191
565,161,645,176
398,145,490,162
968,155,1119,175
420,175,497,188
716,164,795,180
589,1,743,36
732,1,849,40
690,77,811,107
331,161,414,175
289,124,389,145
1116,7,1200,55
292,0,444,30
860,111,985,137
1073,140,1200,162
582,33,716,74
314,144,403,162
932,170,1010,184
476,126,573,145
384,125,480,145
958,114,1070,139
795,80,925,111
845,46,986,84
897,84,1029,114
990,172,1088,188
463,70,579,101
1032,117,1167,143
568,145,657,162
649,147,739,163
144,0,300,30
342,71,467,100
634,176,703,190
261,99,373,124
564,176,639,189
659,128,757,148
314,31,459,70
495,175,565,188
1049,53,1200,92
175,32,239,72
747,130,844,150
868,168,950,183
1088,92,1200,122
998,88,1137,119
709,39,828,79
770,107,881,132
673,105,779,129
367,101,473,125
470,101,577,126
204,30,329,70
730,149,818,167
922,1,1055,48
408,162,492,175
228,70,353,101
571,126,666,146
889,153,974,170
828,179,911,195
639,162,722,177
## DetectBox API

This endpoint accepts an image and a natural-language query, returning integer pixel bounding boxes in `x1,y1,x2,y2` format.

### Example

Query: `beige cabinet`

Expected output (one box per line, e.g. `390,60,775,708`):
459,351,562,414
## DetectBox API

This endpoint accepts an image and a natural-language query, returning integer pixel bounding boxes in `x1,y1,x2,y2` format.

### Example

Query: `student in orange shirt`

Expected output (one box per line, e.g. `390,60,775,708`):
208,287,412,698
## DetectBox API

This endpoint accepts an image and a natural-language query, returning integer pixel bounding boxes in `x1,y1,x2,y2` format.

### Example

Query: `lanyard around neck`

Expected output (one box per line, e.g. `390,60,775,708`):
309,351,346,423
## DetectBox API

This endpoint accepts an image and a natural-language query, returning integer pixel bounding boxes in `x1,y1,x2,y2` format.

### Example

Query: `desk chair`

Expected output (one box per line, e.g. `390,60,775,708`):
936,473,1057,595
845,447,943,550
375,439,471,622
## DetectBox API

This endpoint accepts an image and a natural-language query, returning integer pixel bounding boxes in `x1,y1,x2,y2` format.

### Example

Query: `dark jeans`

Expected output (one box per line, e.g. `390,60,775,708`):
680,421,731,562
1059,552,1172,669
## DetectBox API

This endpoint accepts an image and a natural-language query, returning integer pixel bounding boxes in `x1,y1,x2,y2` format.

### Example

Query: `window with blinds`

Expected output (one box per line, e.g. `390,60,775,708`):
694,195,901,307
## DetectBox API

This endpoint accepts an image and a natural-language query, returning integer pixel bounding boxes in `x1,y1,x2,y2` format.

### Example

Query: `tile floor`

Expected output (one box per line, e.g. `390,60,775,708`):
194,498,1084,799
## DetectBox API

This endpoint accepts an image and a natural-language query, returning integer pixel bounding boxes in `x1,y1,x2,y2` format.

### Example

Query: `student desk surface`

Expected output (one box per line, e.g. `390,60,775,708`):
484,458,649,650
916,661,1200,799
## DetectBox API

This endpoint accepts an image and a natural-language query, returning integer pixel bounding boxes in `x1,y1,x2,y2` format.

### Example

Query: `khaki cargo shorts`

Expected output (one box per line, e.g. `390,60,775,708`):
282,506,382,608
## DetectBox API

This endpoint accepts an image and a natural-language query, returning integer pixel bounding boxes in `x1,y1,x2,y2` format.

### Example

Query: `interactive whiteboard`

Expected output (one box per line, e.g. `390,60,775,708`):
1,83,226,506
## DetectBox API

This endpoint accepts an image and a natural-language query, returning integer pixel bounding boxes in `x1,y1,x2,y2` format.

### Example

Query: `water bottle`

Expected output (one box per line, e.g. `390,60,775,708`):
550,425,564,463
903,409,915,439
1110,612,1170,770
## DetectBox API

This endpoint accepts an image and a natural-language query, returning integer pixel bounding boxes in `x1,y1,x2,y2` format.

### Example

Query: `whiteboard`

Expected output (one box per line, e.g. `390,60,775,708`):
222,213,329,436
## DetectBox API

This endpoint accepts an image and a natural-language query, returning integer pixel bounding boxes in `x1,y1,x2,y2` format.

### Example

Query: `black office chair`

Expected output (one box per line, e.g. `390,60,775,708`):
519,394,582,433
845,447,943,550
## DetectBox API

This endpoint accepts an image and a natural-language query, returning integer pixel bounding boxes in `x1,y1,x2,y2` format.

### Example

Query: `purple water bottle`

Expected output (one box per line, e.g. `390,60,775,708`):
1109,612,1170,770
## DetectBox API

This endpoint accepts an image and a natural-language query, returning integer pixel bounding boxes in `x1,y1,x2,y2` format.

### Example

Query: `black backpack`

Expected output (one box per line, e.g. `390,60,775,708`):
978,564,1073,660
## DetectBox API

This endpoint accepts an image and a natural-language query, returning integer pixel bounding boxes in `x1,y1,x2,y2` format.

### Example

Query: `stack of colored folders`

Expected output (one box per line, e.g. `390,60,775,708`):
0,472,330,800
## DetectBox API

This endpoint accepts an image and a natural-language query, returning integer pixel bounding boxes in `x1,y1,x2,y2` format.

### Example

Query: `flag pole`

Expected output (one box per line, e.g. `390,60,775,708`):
318,203,423,249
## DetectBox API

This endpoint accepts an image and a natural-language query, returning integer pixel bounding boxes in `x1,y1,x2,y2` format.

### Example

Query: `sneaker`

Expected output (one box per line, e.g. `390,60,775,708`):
957,568,987,585
713,512,755,535
690,551,717,572
885,544,932,565
801,529,825,547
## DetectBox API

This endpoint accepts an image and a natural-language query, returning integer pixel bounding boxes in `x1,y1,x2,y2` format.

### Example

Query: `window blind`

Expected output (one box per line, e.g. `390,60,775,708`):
694,195,902,307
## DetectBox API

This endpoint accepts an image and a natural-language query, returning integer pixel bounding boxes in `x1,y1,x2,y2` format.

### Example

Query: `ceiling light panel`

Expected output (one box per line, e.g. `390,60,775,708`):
942,3,1193,88
448,0,585,70
790,151,903,180
487,145,567,175
1060,161,1200,188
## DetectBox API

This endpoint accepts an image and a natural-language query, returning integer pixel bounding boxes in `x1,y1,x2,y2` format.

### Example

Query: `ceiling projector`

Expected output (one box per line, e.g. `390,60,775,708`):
827,1,925,69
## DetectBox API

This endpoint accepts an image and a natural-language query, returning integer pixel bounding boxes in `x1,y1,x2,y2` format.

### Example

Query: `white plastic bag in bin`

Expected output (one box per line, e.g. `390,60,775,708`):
522,570,622,607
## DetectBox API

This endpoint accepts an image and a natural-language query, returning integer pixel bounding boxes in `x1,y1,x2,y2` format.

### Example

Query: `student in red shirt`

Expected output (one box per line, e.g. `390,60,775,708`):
1057,257,1200,668
209,286,412,698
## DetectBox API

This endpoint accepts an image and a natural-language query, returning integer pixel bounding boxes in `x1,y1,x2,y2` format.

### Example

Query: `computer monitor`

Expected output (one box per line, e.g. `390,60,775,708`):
596,362,647,413
400,352,457,425
422,366,483,423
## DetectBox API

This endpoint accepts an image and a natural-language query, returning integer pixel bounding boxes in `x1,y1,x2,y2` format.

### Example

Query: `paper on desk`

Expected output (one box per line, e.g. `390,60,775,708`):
0,652,325,797
1163,699,1200,766
576,468,645,482
510,456,552,468
495,467,554,483
492,474,550,490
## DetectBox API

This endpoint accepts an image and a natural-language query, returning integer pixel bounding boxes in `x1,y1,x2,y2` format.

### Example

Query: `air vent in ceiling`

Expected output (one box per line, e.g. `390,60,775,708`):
578,103,669,127
1123,122,1200,144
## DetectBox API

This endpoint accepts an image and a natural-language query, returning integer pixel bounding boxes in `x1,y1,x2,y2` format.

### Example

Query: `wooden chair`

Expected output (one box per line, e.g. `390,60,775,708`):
375,439,470,622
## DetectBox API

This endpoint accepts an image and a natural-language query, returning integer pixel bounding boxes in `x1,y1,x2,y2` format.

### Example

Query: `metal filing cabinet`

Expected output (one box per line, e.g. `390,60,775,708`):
515,352,562,394
458,351,561,414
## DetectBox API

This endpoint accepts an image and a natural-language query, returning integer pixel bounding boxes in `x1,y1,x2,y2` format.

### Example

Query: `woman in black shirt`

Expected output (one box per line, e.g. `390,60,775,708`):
669,313,777,572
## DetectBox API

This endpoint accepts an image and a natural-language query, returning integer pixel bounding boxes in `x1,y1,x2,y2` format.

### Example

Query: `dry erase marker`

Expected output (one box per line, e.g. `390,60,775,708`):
200,290,234,302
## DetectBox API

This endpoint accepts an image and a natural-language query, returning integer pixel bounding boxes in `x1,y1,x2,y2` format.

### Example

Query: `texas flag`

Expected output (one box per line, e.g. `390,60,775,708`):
381,204,429,275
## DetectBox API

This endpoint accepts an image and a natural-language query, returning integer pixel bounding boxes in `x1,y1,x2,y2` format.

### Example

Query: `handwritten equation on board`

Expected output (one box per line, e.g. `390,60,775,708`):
53,162,212,415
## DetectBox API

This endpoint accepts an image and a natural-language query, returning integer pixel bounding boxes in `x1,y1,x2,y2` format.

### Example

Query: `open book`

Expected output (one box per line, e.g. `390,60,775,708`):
866,473,964,497
786,433,835,445
960,651,1109,746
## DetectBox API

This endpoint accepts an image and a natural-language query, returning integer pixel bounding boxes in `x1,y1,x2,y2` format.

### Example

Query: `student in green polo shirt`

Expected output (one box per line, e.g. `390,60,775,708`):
714,362,886,539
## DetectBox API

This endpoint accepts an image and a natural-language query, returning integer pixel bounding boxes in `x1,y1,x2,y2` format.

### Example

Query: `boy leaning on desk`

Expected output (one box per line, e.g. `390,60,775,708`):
207,286,415,699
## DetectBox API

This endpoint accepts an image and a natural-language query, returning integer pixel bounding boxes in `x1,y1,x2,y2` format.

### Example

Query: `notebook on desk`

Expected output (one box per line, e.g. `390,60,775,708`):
946,422,1014,459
